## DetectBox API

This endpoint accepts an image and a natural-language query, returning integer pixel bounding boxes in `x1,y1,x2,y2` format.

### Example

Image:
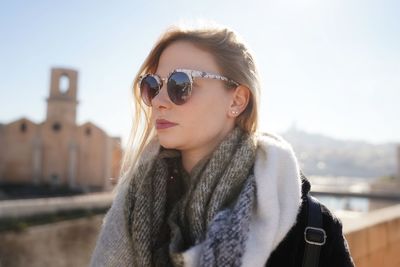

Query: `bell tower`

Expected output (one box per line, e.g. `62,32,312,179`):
46,68,79,125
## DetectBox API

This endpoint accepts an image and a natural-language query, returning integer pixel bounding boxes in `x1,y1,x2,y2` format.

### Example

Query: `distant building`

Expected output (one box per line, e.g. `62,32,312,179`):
0,68,122,192
398,145,400,179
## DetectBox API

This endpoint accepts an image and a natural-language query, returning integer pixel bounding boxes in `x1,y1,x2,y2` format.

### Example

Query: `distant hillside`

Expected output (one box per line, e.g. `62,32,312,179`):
280,127,397,178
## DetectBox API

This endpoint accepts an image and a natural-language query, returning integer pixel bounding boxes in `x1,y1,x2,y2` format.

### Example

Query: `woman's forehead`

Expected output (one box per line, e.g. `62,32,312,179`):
156,41,222,76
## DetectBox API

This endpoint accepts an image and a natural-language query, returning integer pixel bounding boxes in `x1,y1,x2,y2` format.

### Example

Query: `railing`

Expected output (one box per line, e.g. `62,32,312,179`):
0,192,113,219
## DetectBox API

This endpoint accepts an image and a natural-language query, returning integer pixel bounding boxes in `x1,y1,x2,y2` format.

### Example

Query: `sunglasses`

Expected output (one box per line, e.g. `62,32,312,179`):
138,68,239,106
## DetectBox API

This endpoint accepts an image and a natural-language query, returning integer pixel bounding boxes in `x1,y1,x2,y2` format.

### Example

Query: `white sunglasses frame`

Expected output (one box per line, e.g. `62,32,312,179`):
138,68,240,106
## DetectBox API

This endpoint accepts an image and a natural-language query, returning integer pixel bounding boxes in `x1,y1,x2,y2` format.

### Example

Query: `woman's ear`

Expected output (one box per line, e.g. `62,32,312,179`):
228,85,250,117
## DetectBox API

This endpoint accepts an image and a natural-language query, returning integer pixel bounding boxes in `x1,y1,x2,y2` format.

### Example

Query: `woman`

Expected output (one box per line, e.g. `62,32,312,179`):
90,23,354,267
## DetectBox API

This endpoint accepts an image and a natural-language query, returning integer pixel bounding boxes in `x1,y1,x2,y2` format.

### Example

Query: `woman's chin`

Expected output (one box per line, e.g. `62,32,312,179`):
158,136,181,150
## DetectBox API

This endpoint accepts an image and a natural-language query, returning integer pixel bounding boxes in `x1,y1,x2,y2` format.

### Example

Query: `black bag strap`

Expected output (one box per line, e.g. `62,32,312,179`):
302,195,327,267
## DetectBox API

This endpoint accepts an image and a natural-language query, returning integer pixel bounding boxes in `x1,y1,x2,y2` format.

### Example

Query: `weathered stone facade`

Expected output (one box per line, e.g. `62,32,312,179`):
398,145,400,179
0,68,121,191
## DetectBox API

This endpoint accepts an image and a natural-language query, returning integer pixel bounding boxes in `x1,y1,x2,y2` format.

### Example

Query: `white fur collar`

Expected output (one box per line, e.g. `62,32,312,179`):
182,132,302,267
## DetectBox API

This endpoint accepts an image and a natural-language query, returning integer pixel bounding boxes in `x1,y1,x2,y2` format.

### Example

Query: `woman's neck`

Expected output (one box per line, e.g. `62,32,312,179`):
181,125,235,173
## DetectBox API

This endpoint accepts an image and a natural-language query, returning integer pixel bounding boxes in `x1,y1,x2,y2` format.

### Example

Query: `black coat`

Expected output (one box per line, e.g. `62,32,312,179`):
265,175,355,267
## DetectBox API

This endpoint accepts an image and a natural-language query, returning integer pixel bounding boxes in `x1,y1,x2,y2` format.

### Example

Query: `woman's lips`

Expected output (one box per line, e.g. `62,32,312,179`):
155,119,178,130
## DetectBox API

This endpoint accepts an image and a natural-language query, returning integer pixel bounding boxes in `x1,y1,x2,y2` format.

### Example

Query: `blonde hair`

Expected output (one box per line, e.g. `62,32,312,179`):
116,23,261,190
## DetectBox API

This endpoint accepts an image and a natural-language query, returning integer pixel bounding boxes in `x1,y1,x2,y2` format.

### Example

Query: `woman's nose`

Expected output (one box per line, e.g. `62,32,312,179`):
151,83,172,109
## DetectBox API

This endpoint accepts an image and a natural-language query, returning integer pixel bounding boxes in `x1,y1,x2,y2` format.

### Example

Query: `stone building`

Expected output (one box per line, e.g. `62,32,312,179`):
0,68,122,192
398,145,400,179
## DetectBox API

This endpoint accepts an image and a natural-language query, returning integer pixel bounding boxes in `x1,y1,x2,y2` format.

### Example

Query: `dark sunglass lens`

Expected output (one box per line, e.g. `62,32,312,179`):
140,75,159,106
167,72,191,105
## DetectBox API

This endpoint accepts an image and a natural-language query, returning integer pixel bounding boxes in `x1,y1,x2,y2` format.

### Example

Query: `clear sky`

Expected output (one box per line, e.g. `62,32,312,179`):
1,0,399,146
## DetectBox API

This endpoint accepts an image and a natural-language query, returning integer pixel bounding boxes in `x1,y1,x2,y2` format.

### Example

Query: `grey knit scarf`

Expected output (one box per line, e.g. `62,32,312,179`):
125,127,257,267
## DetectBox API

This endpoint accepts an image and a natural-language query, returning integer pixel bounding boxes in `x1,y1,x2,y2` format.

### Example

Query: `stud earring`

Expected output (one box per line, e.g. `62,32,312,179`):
231,110,239,116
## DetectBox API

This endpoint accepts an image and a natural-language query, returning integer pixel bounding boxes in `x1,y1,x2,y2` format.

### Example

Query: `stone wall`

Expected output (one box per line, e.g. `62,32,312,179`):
0,215,103,267
343,204,400,267
1,202,400,266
